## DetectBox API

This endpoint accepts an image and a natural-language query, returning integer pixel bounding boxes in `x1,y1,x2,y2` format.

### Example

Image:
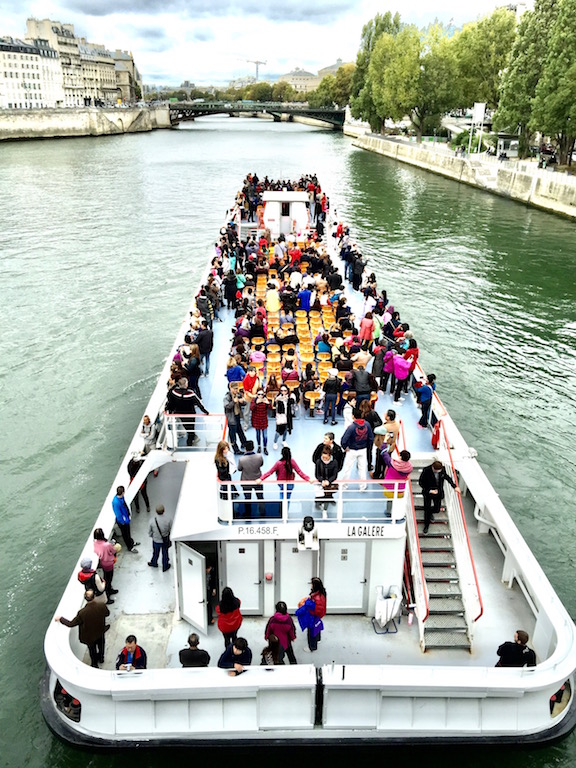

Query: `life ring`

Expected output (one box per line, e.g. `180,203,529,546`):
431,421,441,449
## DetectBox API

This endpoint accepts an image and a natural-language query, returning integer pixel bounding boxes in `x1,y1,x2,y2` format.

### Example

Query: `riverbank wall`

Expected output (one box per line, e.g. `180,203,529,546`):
0,106,172,141
352,134,576,221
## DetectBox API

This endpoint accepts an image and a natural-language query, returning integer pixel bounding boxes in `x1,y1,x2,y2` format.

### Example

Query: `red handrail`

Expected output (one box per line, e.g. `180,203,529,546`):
398,420,429,622
440,420,484,622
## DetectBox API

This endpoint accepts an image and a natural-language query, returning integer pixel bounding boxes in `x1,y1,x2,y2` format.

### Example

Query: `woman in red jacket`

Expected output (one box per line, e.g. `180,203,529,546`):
261,446,311,502
216,587,243,648
250,389,269,455
306,577,327,652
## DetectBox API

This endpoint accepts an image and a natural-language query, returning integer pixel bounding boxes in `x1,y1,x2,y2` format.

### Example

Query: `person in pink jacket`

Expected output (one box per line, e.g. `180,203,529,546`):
358,312,375,347
261,446,311,501
392,350,411,403
381,348,397,394
93,528,119,603
381,449,413,499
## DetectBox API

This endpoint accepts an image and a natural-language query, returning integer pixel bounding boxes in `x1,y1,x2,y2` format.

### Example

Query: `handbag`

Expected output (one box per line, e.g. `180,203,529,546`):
156,519,172,549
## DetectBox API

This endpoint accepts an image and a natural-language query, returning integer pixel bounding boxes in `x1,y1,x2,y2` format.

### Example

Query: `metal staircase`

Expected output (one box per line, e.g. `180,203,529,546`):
413,500,471,651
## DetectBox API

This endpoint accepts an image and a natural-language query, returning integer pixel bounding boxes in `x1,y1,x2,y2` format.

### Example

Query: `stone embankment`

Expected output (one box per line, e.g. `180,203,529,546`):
352,134,576,221
0,106,172,141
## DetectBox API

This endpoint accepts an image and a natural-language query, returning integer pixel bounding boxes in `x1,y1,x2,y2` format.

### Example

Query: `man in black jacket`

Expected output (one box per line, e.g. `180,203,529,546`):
312,432,344,471
166,377,209,446
418,459,460,534
195,320,214,376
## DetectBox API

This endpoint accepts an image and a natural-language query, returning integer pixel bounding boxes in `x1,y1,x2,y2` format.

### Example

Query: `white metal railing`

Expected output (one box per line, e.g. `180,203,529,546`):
159,412,227,452
215,477,409,525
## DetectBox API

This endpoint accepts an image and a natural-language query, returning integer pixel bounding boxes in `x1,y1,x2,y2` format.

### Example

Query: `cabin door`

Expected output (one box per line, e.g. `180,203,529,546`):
321,540,368,613
280,201,291,234
221,541,263,614
177,542,208,634
276,541,316,611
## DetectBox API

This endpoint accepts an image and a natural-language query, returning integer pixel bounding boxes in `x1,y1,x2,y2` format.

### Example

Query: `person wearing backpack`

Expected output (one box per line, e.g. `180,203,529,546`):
340,412,374,491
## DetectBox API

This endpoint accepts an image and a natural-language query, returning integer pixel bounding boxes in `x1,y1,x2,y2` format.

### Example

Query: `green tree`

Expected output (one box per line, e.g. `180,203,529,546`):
245,82,273,102
494,0,560,158
350,11,402,130
332,63,355,107
308,75,335,108
272,80,297,102
453,8,517,109
532,0,576,164
370,25,459,142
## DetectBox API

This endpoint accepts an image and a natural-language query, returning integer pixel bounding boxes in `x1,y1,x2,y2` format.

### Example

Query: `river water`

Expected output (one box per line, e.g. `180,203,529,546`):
1,118,575,768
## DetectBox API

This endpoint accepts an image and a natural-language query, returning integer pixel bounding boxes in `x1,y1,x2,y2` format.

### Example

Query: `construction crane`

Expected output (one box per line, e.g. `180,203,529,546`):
246,59,266,81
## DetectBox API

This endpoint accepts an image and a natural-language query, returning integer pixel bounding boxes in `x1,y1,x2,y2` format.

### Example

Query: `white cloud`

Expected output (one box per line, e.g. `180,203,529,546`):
1,0,504,86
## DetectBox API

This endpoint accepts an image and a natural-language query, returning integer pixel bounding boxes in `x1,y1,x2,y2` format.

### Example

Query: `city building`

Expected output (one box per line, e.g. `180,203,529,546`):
112,50,142,102
26,19,83,106
0,36,64,108
277,67,320,94
317,58,352,78
78,40,118,105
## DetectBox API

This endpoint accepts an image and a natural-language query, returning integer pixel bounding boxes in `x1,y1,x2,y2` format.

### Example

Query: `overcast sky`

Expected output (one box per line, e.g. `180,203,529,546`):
1,0,505,86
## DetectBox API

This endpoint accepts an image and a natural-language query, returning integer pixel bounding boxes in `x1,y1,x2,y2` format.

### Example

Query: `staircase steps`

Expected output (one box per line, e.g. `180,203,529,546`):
421,550,456,567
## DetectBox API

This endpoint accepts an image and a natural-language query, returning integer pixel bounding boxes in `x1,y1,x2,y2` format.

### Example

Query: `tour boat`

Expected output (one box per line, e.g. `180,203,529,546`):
41,180,576,748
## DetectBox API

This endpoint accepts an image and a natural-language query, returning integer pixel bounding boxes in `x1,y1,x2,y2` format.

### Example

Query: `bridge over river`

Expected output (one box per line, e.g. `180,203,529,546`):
168,101,345,129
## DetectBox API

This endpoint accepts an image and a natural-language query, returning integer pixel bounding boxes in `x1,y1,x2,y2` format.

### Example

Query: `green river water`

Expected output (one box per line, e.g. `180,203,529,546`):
1,118,575,767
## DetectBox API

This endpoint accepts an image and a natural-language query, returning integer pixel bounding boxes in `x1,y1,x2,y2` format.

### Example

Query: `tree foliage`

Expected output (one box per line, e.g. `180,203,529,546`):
333,63,355,107
308,75,335,108
245,82,274,102
369,25,459,141
350,11,402,130
452,8,516,109
531,0,576,163
494,0,560,157
271,80,297,102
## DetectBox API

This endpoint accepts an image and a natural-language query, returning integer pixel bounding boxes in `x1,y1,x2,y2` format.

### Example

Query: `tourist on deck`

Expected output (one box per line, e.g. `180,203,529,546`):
54,590,110,669
180,633,211,667
341,413,374,492
312,432,344,471
112,485,139,553
223,383,247,454
299,577,327,653
419,459,461,535
223,270,237,309
322,369,341,425
226,356,246,383
214,440,237,500
358,311,375,348
183,343,203,397
403,338,419,389
127,453,150,514
266,282,281,314
314,446,340,504
166,377,209,446
343,391,357,428
115,635,148,670
77,558,107,603
250,390,269,455
147,504,172,572
237,440,264,515
216,587,243,648
196,287,214,328
351,365,373,406
381,449,413,501
260,634,285,665
265,601,297,665
242,366,261,428
218,637,253,674
272,385,295,448
414,374,436,428
358,400,383,473
196,320,214,377
140,414,158,455
495,631,536,667
392,349,411,404
93,528,120,603
261,446,311,502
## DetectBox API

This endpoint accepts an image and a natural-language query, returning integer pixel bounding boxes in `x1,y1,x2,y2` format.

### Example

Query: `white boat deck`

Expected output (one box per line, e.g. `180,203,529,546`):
97,283,535,675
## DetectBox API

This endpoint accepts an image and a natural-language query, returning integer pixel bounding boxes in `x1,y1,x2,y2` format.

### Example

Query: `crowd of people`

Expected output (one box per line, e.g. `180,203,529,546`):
56,173,473,673
177,173,442,509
